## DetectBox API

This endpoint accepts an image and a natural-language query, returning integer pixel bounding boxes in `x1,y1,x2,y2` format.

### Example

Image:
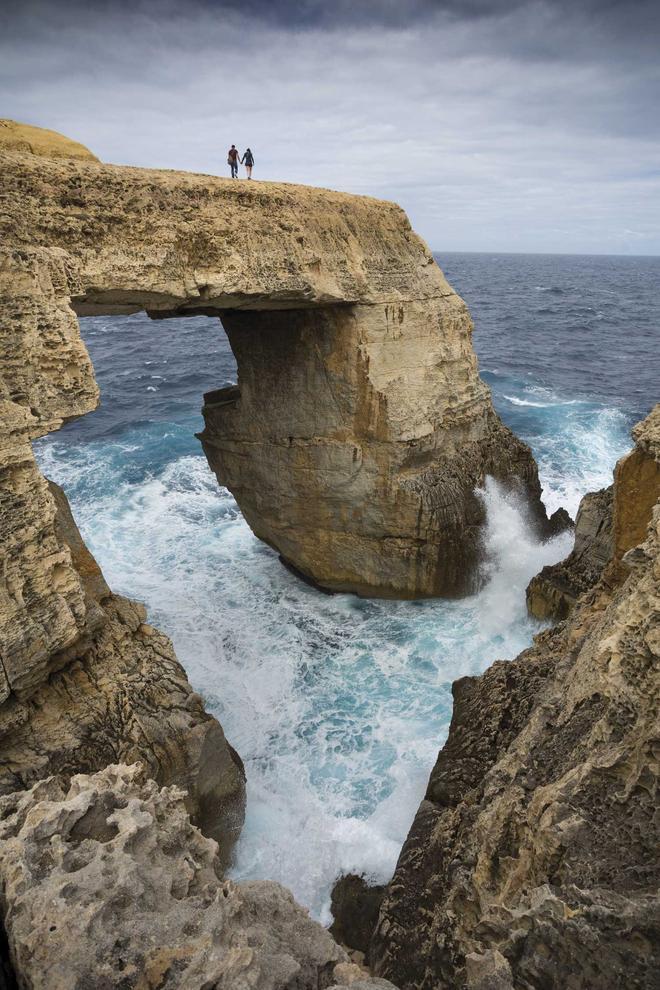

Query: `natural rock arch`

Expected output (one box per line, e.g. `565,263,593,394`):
0,143,558,609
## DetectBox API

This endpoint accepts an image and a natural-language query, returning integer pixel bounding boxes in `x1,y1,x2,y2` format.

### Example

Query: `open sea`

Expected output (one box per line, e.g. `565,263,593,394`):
36,252,659,923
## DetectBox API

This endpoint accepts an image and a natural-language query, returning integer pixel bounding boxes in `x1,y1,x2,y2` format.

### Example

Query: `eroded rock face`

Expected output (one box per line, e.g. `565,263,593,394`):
0,477,245,867
201,308,551,598
526,405,660,621
0,764,336,989
614,407,660,558
526,486,613,620
0,240,245,859
330,874,386,958
1,126,556,599
372,407,660,989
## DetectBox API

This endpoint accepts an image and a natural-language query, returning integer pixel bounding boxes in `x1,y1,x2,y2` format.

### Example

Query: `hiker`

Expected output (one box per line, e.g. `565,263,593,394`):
227,145,239,178
241,147,255,179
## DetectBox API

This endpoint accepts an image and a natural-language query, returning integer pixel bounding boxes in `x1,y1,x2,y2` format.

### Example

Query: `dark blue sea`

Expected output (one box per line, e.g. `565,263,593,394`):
36,252,659,920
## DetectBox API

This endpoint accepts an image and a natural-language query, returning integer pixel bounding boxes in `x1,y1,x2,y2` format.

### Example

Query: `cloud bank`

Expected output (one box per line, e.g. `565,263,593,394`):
1,0,658,253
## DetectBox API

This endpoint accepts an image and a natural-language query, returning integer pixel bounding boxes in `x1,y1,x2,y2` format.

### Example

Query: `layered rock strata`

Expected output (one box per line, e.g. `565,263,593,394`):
0,763,396,990
0,127,557,599
0,220,245,860
0,472,245,866
371,406,660,989
527,405,660,621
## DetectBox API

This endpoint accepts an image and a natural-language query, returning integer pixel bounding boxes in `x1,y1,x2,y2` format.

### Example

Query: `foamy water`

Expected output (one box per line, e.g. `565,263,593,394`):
36,441,605,921
34,251,656,921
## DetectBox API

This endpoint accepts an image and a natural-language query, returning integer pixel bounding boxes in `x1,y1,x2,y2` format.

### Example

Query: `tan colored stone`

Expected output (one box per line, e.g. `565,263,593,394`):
0,118,98,161
0,764,346,989
1,132,554,600
614,405,660,558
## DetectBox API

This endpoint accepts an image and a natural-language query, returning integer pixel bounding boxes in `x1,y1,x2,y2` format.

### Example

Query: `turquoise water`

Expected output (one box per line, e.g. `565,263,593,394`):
35,252,657,921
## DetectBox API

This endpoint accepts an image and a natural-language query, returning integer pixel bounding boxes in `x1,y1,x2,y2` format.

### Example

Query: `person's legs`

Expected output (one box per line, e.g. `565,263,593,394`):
247,165,252,179
231,161,238,178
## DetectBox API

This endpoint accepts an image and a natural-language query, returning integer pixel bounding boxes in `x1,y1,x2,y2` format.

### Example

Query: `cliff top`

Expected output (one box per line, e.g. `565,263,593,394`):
0,119,98,161
0,119,400,210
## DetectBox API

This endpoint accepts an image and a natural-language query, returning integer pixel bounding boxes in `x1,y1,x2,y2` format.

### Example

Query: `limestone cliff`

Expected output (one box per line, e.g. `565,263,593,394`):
0,472,245,867
0,763,396,989
0,124,558,600
371,406,660,989
527,405,660,621
0,198,245,860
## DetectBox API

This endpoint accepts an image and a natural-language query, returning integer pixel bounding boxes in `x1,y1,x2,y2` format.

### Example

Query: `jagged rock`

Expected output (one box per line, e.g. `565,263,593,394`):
372,407,660,989
526,486,613,619
1,122,557,600
527,405,660,621
0,763,352,989
0,476,245,867
614,407,660,557
331,874,385,958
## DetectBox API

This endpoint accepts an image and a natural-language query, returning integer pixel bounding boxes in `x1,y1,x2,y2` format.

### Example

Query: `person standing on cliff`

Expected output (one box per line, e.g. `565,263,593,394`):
227,145,239,179
241,147,254,179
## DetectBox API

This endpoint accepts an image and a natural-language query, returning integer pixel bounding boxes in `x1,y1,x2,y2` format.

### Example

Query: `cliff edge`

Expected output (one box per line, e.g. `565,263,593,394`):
0,121,560,601
370,405,660,989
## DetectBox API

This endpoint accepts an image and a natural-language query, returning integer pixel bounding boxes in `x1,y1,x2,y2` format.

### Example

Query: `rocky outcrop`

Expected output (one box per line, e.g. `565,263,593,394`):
0,475,245,867
0,763,397,989
527,405,660,621
613,407,660,558
0,123,558,600
0,119,98,161
526,486,613,619
371,406,660,989
0,219,245,858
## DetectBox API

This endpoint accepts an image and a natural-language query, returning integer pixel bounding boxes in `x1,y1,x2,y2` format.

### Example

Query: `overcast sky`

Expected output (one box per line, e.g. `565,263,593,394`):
2,0,658,254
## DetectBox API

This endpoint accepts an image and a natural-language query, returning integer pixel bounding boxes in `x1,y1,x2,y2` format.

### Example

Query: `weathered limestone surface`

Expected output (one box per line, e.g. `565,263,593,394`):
0,200,246,860
0,763,397,989
527,405,660,621
0,118,98,161
0,476,245,867
371,407,660,989
0,133,557,599
614,407,660,558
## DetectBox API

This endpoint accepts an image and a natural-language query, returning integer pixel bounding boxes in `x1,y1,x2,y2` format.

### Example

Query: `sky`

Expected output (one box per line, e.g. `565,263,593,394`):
1,0,659,254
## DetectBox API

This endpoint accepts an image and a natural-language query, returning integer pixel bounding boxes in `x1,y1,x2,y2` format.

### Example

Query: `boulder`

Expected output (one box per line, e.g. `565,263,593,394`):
0,764,346,989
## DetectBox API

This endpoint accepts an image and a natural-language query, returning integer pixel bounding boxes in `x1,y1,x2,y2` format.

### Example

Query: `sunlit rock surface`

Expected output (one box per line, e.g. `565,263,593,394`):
0,118,98,161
